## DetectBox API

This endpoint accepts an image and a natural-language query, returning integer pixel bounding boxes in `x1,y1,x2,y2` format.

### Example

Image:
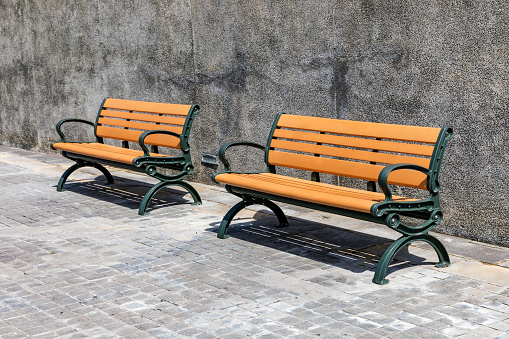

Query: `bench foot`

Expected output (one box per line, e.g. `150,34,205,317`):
372,234,450,285
217,198,288,239
138,180,202,215
57,161,114,191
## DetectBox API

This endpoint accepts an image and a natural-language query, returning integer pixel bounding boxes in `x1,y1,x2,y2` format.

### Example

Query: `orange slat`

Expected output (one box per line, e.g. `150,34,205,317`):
97,117,183,133
268,151,428,189
214,173,376,213
100,110,186,126
102,98,192,116
244,173,388,200
96,126,181,148
52,142,168,164
272,129,435,157
276,114,441,144
270,139,430,167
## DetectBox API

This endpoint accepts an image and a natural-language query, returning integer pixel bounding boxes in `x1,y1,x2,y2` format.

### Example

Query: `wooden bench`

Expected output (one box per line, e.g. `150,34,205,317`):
212,112,453,284
51,97,201,215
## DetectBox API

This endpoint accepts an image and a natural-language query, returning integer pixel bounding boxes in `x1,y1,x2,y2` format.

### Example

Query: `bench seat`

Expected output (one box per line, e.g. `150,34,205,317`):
51,142,169,165
214,172,414,213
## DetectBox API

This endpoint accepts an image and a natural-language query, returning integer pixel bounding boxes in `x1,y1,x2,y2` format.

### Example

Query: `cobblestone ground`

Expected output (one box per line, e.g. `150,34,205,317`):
0,145,509,338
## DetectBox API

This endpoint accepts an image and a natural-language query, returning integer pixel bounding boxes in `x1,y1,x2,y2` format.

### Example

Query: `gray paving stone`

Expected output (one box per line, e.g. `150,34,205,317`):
0,145,509,338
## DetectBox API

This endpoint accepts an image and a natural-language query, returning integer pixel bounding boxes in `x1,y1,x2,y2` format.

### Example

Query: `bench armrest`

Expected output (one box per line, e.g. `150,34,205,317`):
54,118,96,143
138,130,183,155
378,163,431,201
218,141,267,172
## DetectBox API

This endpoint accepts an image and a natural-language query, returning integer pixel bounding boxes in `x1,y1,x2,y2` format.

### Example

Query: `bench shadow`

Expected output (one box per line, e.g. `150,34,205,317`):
54,175,193,213
207,210,440,280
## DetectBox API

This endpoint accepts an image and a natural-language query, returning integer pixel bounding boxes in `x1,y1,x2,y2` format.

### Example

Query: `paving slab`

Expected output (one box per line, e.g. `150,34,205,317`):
0,145,508,338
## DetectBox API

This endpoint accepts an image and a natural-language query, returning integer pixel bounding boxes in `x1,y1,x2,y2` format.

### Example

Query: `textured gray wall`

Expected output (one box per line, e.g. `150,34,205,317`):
1,1,508,246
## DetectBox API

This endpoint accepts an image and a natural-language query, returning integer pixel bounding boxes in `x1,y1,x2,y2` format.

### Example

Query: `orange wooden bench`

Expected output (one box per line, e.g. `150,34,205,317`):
52,98,201,215
213,112,453,284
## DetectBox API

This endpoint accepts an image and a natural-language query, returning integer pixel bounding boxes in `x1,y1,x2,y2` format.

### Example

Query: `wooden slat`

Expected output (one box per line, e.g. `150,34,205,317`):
51,142,168,164
102,98,192,116
244,173,388,200
100,110,186,126
268,151,428,189
96,126,181,148
276,114,441,144
214,173,376,212
97,117,183,133
272,129,435,157
270,139,430,167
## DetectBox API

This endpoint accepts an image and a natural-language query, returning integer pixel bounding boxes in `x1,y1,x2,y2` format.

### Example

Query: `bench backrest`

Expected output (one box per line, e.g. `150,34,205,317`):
266,113,452,190
95,98,199,150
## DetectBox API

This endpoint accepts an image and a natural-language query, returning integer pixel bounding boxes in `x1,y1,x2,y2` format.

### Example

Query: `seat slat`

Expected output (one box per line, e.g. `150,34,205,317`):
97,117,183,133
238,172,414,201
52,142,168,164
96,126,181,148
272,129,435,157
100,110,186,126
102,98,191,116
276,114,441,144
270,139,430,167
214,172,414,213
268,150,428,189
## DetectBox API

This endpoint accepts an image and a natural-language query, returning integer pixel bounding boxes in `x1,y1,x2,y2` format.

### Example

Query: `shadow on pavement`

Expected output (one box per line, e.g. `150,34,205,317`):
53,175,193,214
207,210,441,278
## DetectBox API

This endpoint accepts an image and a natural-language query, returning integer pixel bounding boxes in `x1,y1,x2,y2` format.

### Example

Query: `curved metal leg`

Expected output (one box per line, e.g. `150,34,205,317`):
421,234,451,268
372,234,450,285
172,181,202,206
57,161,114,191
217,200,254,239
138,180,202,215
217,198,288,239
57,163,84,191
260,199,289,227
91,163,115,185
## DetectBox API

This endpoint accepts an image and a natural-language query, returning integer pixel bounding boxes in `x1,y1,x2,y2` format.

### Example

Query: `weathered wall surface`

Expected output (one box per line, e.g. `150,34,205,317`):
1,0,508,246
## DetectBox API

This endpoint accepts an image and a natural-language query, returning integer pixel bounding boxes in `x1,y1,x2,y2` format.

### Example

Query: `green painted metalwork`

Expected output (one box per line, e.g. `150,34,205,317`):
51,99,201,215
56,159,114,191
217,188,289,239
372,234,450,285
213,113,453,285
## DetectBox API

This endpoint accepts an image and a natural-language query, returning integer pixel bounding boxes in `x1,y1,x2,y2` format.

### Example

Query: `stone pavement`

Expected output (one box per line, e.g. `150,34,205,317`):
0,145,508,339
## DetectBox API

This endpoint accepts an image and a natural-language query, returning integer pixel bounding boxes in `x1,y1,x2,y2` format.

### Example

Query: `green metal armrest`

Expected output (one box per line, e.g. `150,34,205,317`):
138,130,183,156
55,118,96,143
218,141,267,172
134,130,191,177
377,163,431,201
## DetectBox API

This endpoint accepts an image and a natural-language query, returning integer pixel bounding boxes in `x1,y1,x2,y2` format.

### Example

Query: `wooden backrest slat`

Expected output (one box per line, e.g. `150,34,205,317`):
94,98,197,149
97,117,184,133
272,129,435,157
267,113,444,190
96,126,181,148
268,151,428,189
102,98,191,116
100,110,186,126
276,114,441,144
270,139,430,168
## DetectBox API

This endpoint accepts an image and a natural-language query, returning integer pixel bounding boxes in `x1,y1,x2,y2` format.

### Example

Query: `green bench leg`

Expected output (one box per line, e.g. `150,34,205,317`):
372,234,450,285
138,180,202,215
57,161,114,191
217,198,288,239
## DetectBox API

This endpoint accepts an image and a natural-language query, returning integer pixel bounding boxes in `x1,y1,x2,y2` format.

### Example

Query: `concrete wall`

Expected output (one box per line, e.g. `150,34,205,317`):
1,0,508,246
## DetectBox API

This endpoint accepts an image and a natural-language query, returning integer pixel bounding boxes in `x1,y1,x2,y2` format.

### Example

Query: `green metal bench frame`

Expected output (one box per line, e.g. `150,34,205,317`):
51,98,201,215
213,112,453,284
